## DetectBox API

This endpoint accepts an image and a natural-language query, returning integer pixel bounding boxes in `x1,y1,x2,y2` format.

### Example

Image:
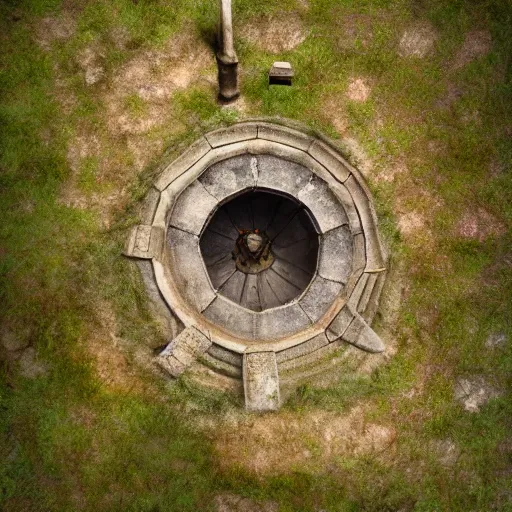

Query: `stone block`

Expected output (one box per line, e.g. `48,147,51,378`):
243,351,280,412
203,296,256,340
205,123,258,148
207,344,243,368
318,225,353,283
299,275,344,322
344,175,384,270
298,175,348,233
155,137,211,191
362,271,386,324
256,154,314,197
357,273,378,314
169,180,218,236
258,123,312,151
199,154,256,201
347,273,369,311
139,187,161,225
326,305,354,341
276,332,329,363
341,312,385,353
156,326,211,377
167,227,216,312
124,225,164,260
308,140,351,183
330,183,362,234
255,304,311,341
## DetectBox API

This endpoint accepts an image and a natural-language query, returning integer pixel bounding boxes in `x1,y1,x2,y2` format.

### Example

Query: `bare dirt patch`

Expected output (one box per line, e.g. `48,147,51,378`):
58,32,213,224
35,11,77,50
83,303,153,394
399,22,437,58
454,376,502,412
456,207,505,241
453,30,492,70
347,77,371,102
240,14,307,53
214,493,278,512
211,406,396,476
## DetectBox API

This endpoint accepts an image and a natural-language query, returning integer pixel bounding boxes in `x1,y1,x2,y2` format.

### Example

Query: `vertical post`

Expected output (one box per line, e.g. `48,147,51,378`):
217,0,239,101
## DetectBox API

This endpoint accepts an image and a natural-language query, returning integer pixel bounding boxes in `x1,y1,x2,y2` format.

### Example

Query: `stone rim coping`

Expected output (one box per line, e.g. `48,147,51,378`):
125,120,387,359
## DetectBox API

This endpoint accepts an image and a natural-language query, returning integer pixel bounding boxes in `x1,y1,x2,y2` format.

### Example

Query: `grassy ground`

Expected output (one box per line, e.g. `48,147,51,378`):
1,0,511,510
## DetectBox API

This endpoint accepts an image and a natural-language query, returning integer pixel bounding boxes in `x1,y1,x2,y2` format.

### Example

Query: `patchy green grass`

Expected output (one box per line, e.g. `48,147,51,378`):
1,0,511,510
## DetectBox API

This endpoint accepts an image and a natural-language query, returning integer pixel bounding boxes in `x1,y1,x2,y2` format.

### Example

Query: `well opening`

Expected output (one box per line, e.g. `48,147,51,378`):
199,189,319,312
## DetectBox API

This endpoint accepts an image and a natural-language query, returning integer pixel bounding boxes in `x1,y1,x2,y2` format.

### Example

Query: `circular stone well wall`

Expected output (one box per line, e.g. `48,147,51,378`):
124,120,388,412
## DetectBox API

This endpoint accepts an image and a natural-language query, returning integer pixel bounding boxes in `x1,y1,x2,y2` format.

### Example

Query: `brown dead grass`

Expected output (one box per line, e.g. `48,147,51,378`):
240,13,307,53
210,406,396,476
57,30,215,226
455,207,505,241
452,30,492,70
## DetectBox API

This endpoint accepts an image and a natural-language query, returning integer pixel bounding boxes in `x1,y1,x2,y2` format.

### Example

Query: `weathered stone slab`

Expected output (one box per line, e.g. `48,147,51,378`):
331,183,362,234
352,233,366,272
167,227,216,312
318,225,353,283
341,312,385,353
347,273,369,311
169,180,218,235
276,332,329,363
155,137,211,191
344,175,385,270
308,140,351,183
362,271,386,323
256,155,314,197
298,175,348,233
124,225,165,260
203,296,256,339
279,338,348,373
139,187,160,225
156,326,211,377
205,123,258,148
255,304,311,340
258,123,313,151
207,343,243,368
243,351,280,412
300,275,344,322
326,305,354,341
357,273,378,314
199,154,256,201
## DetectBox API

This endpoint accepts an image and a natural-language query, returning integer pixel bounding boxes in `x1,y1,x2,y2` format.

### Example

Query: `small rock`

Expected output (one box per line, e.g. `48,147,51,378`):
454,376,502,412
485,332,506,348
1,328,30,352
18,347,49,379
85,66,105,86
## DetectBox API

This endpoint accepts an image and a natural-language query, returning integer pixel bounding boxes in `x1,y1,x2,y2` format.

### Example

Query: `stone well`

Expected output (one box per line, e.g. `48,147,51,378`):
124,120,388,411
